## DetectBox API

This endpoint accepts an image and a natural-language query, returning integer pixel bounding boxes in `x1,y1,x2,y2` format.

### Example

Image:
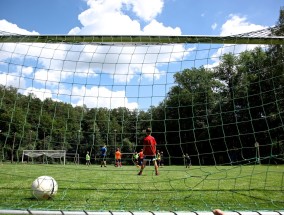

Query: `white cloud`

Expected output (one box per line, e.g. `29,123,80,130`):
143,20,181,35
0,19,39,35
68,27,81,35
22,87,53,101
0,71,26,89
71,85,138,110
130,0,164,22
70,0,180,36
21,66,34,76
211,23,217,30
83,0,163,23
75,11,142,35
206,15,267,69
34,69,62,86
220,14,265,36
71,0,142,35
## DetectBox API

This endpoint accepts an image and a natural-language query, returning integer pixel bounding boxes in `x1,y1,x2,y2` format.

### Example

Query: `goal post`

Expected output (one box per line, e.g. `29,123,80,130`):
22,150,66,165
0,210,283,215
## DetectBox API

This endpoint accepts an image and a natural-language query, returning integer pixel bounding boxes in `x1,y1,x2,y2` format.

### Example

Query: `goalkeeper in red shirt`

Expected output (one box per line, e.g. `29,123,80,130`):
138,128,159,176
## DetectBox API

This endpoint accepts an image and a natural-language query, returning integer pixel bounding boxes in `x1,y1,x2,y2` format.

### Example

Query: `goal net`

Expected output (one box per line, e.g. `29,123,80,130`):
0,26,284,215
22,150,66,164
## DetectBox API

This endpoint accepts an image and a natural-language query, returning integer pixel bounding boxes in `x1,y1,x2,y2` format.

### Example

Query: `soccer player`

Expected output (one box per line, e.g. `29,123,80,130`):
184,153,191,168
115,147,122,167
138,128,159,176
100,145,107,167
86,151,91,166
160,151,164,166
133,151,139,166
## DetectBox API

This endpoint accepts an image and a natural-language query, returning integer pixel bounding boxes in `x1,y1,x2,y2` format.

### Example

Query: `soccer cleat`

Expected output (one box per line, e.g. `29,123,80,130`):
155,172,159,176
137,171,142,175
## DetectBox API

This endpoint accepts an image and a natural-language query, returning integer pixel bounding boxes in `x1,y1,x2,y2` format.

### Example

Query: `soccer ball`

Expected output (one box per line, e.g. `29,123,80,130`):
31,176,58,200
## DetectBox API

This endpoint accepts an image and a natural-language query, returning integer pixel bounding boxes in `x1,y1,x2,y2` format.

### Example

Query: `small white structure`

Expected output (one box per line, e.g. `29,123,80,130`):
22,150,66,165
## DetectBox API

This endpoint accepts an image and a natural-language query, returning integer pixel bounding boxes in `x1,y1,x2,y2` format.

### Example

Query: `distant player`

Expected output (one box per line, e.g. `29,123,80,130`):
86,151,91,166
184,153,191,168
138,128,159,176
115,148,122,167
100,145,107,167
133,151,139,166
160,151,164,167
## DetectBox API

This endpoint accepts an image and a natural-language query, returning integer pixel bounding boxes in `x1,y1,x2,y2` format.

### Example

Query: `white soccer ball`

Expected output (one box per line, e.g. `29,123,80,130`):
31,176,58,200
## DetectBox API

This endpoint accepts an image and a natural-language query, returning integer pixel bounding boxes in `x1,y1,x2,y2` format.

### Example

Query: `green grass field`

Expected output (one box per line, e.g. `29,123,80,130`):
0,163,283,212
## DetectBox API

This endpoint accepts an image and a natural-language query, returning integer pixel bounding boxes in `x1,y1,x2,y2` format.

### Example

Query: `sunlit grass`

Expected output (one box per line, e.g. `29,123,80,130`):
0,163,283,212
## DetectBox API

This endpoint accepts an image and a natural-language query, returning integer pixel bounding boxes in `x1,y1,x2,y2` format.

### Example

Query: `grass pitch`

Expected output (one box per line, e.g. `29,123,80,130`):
0,163,283,212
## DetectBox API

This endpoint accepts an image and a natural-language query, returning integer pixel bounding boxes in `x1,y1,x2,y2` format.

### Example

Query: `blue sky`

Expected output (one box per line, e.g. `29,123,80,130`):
0,0,282,35
0,0,283,110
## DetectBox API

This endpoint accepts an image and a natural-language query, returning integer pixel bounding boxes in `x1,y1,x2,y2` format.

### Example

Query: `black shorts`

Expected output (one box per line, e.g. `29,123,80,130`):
143,155,156,161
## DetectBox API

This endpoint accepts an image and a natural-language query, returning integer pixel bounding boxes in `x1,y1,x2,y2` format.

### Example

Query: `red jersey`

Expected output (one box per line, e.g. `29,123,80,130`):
143,135,157,156
139,151,144,159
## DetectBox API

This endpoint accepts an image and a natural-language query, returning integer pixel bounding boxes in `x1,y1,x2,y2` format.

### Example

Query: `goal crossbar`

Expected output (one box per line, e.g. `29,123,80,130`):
0,34,284,45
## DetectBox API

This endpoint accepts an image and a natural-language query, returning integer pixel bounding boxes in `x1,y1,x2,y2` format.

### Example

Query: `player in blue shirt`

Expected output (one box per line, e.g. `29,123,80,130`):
100,145,107,167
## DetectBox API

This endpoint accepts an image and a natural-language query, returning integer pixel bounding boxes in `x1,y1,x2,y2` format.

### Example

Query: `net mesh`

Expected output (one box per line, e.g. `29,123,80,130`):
0,27,284,214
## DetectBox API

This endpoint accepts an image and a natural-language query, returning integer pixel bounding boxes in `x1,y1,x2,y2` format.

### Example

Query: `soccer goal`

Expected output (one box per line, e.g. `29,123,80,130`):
0,26,284,215
22,150,66,165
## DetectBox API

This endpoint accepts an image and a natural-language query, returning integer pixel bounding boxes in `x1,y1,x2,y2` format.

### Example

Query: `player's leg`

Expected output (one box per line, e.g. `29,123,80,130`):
154,160,159,175
103,156,107,167
138,159,147,175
